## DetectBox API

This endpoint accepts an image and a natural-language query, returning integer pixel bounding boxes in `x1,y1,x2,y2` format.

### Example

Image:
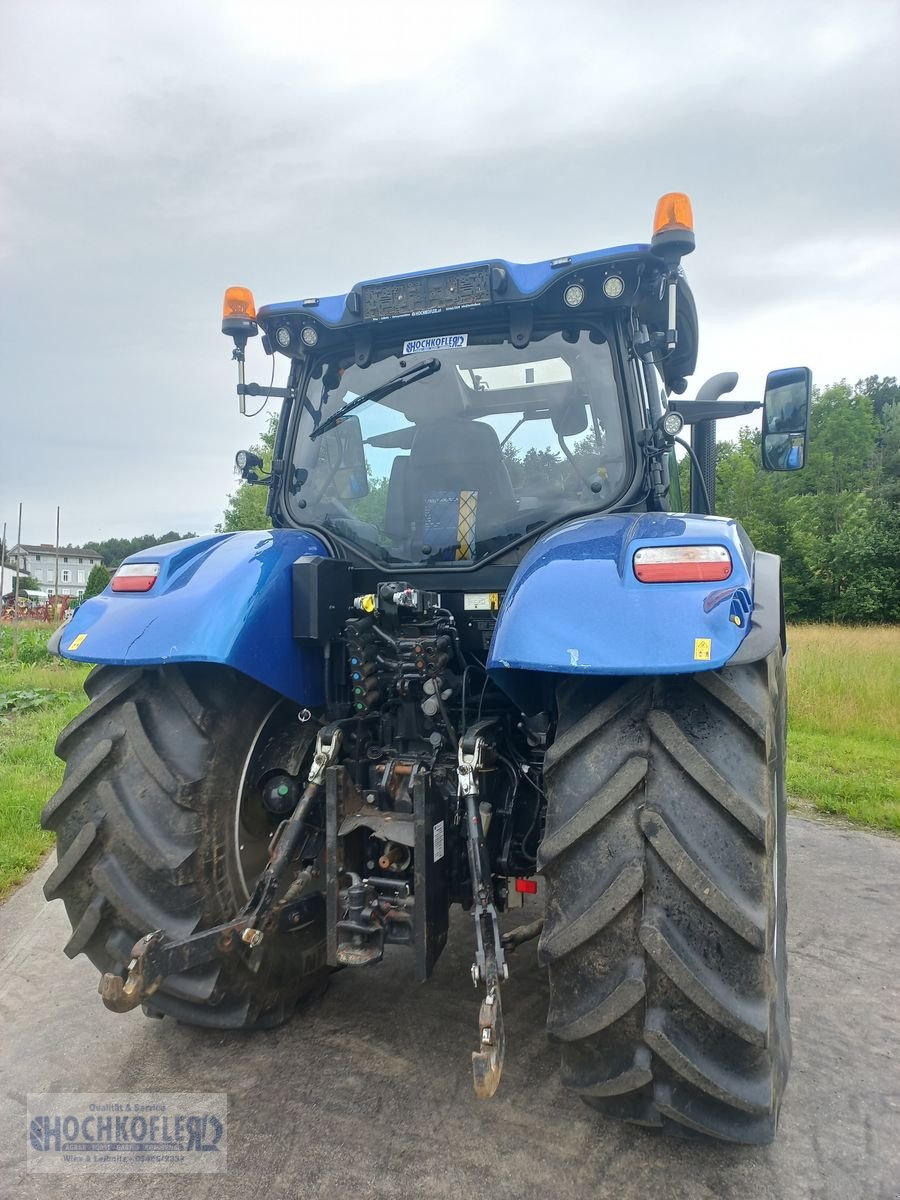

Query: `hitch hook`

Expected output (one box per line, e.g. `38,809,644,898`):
99,930,164,1014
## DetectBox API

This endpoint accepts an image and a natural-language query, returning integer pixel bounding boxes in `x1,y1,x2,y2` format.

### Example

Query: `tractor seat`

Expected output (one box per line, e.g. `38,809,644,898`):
384,418,517,553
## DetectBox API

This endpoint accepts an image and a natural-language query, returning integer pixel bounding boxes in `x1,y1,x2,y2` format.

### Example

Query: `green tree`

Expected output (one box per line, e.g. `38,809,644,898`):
858,374,900,423
501,441,564,494
711,377,897,623
83,564,111,599
346,473,390,529
85,531,197,569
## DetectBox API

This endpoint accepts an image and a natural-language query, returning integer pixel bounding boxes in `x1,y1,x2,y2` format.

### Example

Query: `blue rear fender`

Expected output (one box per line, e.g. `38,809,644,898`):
58,530,330,706
487,513,770,685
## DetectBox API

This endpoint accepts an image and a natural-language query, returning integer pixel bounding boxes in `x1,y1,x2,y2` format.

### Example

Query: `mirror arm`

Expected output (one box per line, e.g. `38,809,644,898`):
670,399,761,424
237,383,294,399
665,270,678,351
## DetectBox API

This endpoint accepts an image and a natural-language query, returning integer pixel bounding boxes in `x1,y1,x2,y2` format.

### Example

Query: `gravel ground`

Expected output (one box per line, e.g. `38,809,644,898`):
1,815,898,1200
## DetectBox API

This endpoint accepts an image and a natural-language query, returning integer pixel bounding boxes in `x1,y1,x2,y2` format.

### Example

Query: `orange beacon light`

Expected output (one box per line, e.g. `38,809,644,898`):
222,286,258,415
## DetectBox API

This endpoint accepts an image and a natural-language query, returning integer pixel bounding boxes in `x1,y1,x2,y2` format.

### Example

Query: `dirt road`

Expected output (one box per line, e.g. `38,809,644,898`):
1,816,898,1199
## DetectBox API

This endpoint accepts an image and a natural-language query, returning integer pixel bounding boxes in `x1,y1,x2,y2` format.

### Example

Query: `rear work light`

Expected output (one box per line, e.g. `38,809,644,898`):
633,545,732,583
111,563,160,592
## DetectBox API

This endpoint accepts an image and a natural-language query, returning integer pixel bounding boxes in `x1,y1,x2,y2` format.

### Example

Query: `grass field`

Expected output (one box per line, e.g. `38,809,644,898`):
0,623,897,899
786,625,899,832
0,653,91,897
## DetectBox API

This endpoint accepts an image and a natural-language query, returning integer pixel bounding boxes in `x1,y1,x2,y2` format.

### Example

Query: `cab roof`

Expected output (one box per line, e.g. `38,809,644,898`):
255,242,698,387
258,243,652,326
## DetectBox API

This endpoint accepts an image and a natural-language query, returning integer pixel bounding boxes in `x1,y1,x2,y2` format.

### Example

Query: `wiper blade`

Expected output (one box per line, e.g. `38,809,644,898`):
310,358,441,440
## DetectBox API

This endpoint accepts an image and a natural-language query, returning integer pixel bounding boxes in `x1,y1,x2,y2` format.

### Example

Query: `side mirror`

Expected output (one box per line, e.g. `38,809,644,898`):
551,397,589,438
762,366,812,471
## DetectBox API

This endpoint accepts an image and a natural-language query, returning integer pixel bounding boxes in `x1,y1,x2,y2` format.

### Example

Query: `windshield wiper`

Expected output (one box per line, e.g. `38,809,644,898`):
310,358,441,440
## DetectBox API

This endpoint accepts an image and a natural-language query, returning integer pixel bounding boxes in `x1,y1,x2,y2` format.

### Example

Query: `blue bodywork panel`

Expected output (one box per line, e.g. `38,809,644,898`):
58,530,330,706
58,516,756,708
487,513,754,679
258,244,651,328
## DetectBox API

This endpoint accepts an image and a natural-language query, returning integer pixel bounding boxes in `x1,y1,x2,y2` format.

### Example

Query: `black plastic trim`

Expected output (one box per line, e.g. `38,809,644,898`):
729,551,786,664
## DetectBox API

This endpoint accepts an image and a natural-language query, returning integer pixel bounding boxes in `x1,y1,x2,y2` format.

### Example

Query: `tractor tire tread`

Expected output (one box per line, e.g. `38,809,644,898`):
42,664,327,1029
541,656,790,1145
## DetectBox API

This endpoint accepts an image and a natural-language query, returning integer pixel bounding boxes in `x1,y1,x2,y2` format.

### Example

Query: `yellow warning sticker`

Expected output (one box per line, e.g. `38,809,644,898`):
68,633,87,651
694,638,711,661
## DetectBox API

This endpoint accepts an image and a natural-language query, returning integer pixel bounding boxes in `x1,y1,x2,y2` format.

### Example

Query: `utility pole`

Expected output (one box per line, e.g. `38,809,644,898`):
54,505,61,617
12,502,22,661
0,521,6,599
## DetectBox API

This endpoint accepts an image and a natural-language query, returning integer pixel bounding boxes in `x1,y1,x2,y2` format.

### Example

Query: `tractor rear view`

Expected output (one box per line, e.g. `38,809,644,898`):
42,193,810,1144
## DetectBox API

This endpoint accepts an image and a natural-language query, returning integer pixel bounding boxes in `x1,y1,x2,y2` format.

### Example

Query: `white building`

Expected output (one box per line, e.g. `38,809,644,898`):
11,543,104,599
1,558,23,597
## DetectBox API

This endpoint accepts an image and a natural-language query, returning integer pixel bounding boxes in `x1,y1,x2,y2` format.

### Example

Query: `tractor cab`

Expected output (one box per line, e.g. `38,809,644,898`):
226,194,809,574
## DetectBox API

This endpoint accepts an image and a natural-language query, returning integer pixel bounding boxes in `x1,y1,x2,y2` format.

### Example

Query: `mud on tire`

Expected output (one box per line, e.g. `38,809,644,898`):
538,652,791,1144
41,665,328,1029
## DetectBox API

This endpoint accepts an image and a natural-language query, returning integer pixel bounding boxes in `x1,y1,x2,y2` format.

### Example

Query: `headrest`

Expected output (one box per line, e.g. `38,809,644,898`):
409,419,503,466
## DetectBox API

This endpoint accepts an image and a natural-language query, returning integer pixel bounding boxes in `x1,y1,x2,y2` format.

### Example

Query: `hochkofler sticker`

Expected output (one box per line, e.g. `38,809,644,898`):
27,1093,227,1174
402,334,468,354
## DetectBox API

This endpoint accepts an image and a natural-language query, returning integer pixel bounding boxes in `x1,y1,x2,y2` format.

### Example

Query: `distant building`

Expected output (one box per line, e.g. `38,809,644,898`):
10,543,103,599
0,558,23,597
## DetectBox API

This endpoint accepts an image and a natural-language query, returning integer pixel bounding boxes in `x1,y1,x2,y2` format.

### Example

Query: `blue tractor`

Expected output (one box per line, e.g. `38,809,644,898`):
43,194,810,1144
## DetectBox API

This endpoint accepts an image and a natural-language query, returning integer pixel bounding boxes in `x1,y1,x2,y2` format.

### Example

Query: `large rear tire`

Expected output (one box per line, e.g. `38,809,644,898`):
538,652,790,1144
41,665,328,1028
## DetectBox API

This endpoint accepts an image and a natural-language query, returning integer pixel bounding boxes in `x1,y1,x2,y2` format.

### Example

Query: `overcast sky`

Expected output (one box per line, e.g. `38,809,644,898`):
2,0,898,548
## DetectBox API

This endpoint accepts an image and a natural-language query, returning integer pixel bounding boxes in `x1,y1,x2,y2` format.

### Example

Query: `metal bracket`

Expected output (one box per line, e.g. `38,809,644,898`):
509,302,533,350
665,272,678,351
236,383,293,399
459,727,508,1097
309,726,343,787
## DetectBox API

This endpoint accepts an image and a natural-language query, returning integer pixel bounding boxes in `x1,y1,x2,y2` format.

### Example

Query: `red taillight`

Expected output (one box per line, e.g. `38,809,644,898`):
633,545,732,583
111,562,160,592
515,878,538,895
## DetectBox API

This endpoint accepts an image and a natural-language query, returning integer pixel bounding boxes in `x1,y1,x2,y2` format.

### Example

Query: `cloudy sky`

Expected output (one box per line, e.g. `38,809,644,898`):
2,0,898,548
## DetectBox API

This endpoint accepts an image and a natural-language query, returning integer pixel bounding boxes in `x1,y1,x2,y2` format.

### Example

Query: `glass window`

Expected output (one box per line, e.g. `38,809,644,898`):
61,569,70,583
288,327,629,565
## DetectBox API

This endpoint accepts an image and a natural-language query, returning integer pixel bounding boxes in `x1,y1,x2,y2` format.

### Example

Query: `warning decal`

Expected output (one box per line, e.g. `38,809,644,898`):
433,820,445,863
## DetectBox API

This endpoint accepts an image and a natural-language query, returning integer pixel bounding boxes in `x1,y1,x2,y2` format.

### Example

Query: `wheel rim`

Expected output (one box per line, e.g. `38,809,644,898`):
232,702,316,900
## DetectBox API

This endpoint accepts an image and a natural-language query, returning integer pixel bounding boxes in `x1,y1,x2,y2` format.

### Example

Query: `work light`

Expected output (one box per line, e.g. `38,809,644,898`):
602,275,625,299
661,411,684,437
